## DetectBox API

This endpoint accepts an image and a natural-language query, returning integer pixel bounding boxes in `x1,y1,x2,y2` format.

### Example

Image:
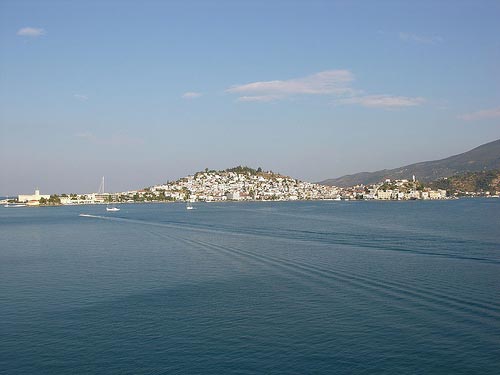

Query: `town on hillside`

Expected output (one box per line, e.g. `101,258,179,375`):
6,166,497,207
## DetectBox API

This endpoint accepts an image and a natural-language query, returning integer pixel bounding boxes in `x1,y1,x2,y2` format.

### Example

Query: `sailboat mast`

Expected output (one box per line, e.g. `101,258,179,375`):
97,176,105,195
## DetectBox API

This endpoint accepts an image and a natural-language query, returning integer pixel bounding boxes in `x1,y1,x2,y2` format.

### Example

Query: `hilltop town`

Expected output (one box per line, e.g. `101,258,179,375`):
151,166,338,202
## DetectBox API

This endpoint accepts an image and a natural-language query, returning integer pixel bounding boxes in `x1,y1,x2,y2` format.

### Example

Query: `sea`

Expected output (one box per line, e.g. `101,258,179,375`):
1,199,499,374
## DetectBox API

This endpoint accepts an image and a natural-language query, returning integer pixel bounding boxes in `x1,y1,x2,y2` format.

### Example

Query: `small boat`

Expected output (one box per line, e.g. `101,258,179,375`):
186,200,195,210
4,196,26,207
100,176,120,212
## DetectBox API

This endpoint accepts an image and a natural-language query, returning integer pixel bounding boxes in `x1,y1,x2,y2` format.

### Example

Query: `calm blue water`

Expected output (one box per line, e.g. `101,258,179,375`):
1,200,499,374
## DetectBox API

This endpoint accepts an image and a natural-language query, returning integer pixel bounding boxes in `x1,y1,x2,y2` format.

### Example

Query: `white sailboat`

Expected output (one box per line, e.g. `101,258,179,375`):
186,199,195,210
99,177,120,212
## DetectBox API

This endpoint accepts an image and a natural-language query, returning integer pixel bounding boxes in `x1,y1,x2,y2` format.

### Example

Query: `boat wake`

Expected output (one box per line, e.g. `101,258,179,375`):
79,214,106,218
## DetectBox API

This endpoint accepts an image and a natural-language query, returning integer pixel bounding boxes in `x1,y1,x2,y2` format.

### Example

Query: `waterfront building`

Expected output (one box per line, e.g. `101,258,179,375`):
18,189,50,203
376,190,393,200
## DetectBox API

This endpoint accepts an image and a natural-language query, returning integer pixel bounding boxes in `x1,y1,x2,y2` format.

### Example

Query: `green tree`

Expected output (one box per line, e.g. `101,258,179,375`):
49,195,61,204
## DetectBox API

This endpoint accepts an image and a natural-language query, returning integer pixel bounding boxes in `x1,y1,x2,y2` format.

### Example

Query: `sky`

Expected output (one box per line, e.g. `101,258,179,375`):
1,0,499,195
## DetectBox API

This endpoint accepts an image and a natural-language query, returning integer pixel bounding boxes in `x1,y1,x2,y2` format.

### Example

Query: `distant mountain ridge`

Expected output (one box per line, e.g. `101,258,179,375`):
319,139,500,187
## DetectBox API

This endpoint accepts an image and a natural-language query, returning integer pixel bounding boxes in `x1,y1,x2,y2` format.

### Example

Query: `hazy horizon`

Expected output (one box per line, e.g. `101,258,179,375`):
1,1,499,195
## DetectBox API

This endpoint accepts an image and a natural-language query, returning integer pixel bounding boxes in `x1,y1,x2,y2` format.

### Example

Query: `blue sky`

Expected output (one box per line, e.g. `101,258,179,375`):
1,0,499,194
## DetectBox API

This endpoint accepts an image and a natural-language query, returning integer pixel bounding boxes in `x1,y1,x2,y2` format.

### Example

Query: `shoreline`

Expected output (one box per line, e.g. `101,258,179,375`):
4,196,498,209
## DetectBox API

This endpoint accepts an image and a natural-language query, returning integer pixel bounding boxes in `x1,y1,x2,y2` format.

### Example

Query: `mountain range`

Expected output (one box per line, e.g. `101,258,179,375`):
318,139,500,187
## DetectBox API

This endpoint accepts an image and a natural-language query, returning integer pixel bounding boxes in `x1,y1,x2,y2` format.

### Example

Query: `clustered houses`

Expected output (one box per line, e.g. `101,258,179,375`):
151,170,339,201
15,170,455,206
129,173,449,202
337,178,448,200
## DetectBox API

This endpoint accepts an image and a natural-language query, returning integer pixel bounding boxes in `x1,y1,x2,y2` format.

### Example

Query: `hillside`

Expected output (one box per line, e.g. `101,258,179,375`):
152,165,338,201
428,170,500,195
319,139,500,187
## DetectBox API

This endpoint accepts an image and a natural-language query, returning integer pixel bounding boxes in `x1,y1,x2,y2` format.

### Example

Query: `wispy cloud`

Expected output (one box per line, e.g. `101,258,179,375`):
338,95,425,109
73,94,88,101
227,70,355,102
237,95,283,102
75,132,144,146
17,27,45,37
227,69,425,110
399,32,443,44
182,91,202,99
458,106,500,121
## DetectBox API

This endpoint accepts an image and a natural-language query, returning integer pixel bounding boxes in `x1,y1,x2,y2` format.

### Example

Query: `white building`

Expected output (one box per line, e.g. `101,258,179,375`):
376,190,393,200
226,191,241,200
429,190,447,199
60,194,97,205
18,189,50,203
